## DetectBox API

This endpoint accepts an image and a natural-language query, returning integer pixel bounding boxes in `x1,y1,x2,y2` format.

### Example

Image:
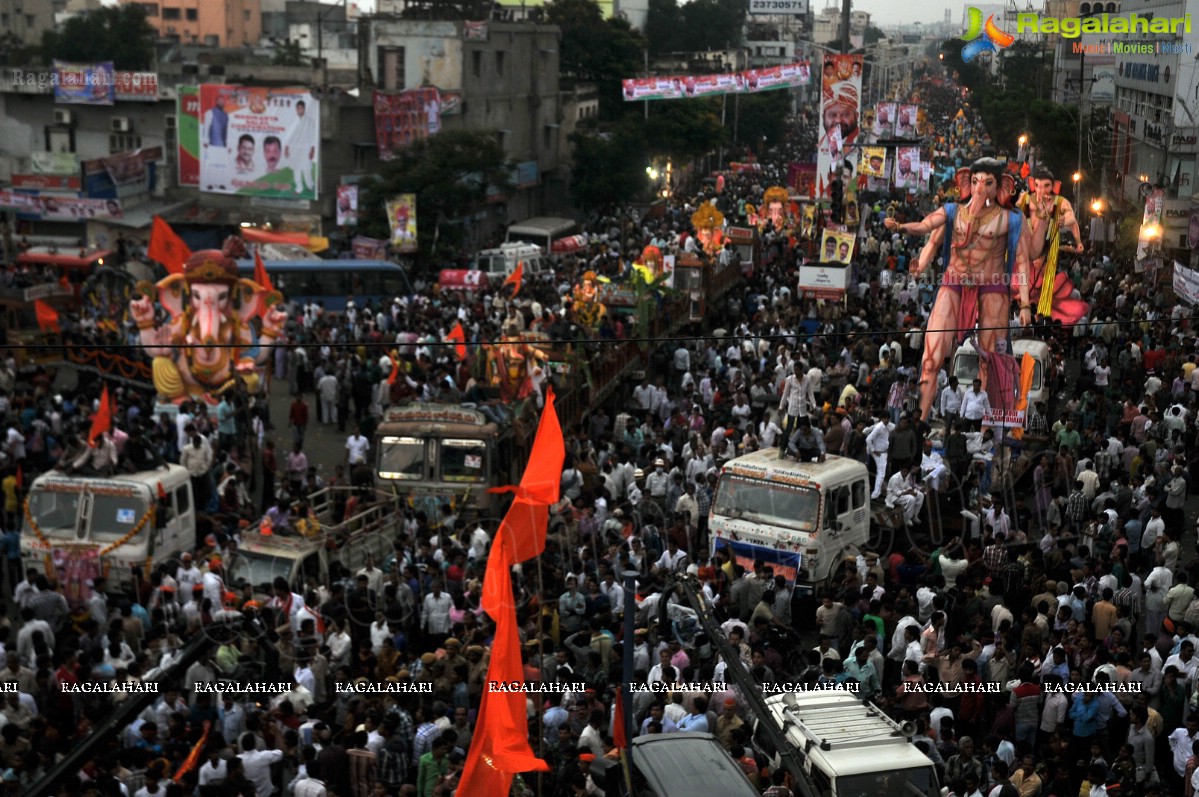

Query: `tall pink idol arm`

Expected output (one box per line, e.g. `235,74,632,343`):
911,225,945,277
1015,219,1032,309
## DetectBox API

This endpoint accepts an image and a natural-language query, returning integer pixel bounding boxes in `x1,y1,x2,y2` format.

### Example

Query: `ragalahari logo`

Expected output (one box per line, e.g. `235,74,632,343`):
961,7,1016,62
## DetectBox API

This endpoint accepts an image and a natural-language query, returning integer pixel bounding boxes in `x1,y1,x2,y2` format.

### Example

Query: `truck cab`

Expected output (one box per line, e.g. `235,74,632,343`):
709,451,872,595
22,464,194,588
474,243,547,280
588,734,761,797
951,337,1051,408
755,691,940,797
225,486,397,599
374,403,518,521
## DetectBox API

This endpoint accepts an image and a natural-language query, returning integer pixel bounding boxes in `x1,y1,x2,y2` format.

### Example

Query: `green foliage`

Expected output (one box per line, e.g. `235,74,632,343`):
42,6,155,70
863,26,885,45
548,0,647,120
568,117,651,213
357,131,512,269
645,0,744,55
272,40,308,67
1112,216,1141,263
643,98,728,160
645,0,687,56
733,91,792,150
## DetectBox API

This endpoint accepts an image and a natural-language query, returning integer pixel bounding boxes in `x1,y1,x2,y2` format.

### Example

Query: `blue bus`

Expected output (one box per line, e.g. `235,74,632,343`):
235,259,413,313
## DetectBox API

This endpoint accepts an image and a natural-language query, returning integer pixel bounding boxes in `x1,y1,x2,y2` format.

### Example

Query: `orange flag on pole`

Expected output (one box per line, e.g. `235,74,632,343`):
386,355,400,385
1010,352,1036,441
503,261,524,297
459,388,563,795
613,685,629,749
445,322,467,361
148,216,191,276
254,246,274,292
172,720,211,783
87,386,112,447
34,299,59,333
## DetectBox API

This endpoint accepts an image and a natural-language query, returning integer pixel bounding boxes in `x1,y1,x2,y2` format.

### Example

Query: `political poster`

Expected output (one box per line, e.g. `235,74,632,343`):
53,61,115,105
895,104,920,138
859,147,886,178
871,102,896,142
177,85,201,187
894,146,921,192
374,89,442,160
336,185,358,227
816,54,863,200
0,191,122,220
387,194,418,253
1174,260,1199,304
622,60,810,102
113,72,159,102
818,229,856,264
352,236,389,259
198,85,320,200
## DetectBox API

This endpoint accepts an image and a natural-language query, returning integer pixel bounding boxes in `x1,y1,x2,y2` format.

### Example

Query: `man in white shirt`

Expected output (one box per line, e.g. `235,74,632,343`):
960,379,990,429
938,377,963,422
239,733,285,797
345,428,370,468
885,465,925,525
920,440,947,492
866,417,892,499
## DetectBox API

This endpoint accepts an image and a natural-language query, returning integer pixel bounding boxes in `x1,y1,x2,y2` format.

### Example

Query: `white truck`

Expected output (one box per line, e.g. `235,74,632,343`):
951,337,1051,410
709,451,886,595
22,464,196,588
225,486,398,599
755,691,940,797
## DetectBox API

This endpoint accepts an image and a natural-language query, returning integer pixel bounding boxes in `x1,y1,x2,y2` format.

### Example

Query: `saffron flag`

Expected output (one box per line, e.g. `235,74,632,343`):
87,386,112,447
173,720,211,783
254,246,274,293
1011,352,1036,441
34,299,59,333
613,685,629,749
148,216,191,276
446,322,467,361
503,261,524,297
459,388,563,795
386,355,400,385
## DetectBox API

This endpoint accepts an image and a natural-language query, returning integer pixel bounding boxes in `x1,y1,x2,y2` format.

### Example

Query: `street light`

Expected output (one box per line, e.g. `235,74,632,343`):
1072,171,1082,211
1090,198,1104,214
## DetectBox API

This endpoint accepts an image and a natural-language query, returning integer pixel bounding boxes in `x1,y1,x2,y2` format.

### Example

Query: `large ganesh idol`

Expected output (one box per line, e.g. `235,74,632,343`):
690,203,725,256
746,186,794,233
130,247,286,401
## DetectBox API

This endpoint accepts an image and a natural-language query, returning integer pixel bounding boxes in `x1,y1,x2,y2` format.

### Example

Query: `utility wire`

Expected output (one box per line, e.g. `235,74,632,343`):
25,314,1179,353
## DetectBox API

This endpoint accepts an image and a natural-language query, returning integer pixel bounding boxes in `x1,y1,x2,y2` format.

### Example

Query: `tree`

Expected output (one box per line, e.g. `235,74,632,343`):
642,98,727,160
732,91,791,151
569,117,649,213
272,40,308,67
645,0,686,56
680,0,745,52
42,6,155,70
357,131,512,269
548,0,647,120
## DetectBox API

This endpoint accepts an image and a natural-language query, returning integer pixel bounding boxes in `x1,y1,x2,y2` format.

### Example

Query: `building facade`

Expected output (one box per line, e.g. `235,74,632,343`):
124,0,263,47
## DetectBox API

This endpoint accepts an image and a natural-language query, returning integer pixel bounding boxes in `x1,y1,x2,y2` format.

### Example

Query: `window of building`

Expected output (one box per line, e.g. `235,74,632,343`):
162,7,181,20
110,134,142,153
472,51,482,78
378,47,406,91
496,51,505,76
186,8,197,20
0,14,8,26
136,3,159,16
244,9,250,20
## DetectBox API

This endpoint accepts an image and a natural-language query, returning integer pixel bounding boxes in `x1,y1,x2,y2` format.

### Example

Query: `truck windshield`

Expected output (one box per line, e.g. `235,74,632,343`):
712,476,820,532
27,489,147,542
28,489,80,535
441,439,487,483
378,436,425,480
837,767,935,797
952,352,978,383
91,495,149,541
226,552,295,590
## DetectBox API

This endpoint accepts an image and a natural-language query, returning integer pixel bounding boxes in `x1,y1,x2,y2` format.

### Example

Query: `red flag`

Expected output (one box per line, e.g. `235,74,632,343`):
34,299,59,333
148,216,191,276
386,355,400,385
613,685,628,749
254,246,274,292
157,482,167,501
503,262,524,297
87,386,112,447
445,322,467,361
172,720,211,783
15,466,22,492
459,390,563,794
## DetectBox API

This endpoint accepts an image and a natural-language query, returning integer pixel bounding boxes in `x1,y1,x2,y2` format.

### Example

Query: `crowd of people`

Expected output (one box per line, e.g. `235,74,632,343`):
0,56,1194,797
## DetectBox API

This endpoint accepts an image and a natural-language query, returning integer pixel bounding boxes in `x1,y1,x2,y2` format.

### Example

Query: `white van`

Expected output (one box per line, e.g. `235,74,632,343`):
473,243,549,280
504,217,578,253
709,451,873,595
22,464,195,588
951,337,1051,408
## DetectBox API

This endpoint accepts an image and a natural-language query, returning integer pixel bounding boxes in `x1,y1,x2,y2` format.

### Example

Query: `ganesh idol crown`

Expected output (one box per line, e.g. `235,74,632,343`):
129,238,287,403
